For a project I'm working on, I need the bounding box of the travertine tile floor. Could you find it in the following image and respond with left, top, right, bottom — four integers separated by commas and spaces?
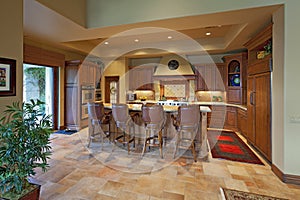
32, 128, 300, 200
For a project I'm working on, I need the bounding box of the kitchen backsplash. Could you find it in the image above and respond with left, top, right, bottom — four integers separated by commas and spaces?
195, 91, 226, 102
134, 90, 155, 100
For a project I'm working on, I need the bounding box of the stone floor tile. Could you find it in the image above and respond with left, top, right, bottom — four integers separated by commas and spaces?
33, 129, 300, 200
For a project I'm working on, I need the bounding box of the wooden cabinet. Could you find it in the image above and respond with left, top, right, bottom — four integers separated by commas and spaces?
195, 63, 225, 91
207, 105, 237, 131
247, 71, 271, 161
224, 106, 237, 131
65, 60, 98, 130
129, 66, 154, 90
237, 108, 247, 138
223, 53, 247, 104
207, 105, 226, 129
244, 24, 272, 162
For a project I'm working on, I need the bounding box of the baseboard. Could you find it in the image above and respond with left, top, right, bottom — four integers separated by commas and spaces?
272, 164, 300, 185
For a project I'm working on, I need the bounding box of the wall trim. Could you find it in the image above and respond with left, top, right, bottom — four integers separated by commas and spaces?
272, 164, 300, 185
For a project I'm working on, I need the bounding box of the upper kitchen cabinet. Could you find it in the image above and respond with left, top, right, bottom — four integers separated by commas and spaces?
65, 60, 97, 86
223, 52, 247, 104
194, 63, 226, 91
128, 65, 154, 90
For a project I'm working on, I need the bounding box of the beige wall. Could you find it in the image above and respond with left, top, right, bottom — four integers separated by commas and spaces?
283, 1, 300, 175
37, 0, 86, 27
102, 58, 127, 103
0, 1, 23, 114
87, 0, 283, 28
272, 6, 284, 174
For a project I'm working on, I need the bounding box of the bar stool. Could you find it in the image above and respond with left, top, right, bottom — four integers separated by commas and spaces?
112, 103, 138, 154
141, 104, 165, 158
172, 105, 200, 162
87, 102, 112, 148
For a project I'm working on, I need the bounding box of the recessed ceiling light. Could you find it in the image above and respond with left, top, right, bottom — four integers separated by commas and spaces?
104, 41, 109, 45
206, 32, 211, 36
134, 39, 139, 42
167, 36, 173, 39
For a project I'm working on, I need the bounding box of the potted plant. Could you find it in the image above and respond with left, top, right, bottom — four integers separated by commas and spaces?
0, 99, 52, 200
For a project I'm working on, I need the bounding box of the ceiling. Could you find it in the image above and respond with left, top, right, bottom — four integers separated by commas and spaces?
24, 1, 282, 57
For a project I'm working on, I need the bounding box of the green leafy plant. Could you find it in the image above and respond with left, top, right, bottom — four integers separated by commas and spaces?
0, 99, 52, 199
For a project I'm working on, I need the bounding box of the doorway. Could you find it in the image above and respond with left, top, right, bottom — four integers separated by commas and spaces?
105, 76, 119, 103
23, 64, 58, 128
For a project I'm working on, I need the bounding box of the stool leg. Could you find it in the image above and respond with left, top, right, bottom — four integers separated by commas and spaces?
158, 130, 163, 158
88, 123, 94, 147
142, 129, 149, 156
191, 140, 197, 162
173, 131, 180, 159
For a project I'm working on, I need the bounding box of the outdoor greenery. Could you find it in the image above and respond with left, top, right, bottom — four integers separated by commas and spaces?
0, 99, 52, 199
24, 67, 46, 108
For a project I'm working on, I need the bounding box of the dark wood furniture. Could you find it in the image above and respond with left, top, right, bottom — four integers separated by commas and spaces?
65, 60, 98, 130
244, 24, 272, 162
223, 53, 247, 104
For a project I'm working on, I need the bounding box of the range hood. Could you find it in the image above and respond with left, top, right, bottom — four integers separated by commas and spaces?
153, 55, 195, 77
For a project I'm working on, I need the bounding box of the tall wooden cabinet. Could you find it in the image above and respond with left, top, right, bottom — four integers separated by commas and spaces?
244, 24, 272, 162
65, 60, 98, 130
223, 53, 247, 104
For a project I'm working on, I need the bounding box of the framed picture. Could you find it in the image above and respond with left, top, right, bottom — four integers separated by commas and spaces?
0, 57, 16, 96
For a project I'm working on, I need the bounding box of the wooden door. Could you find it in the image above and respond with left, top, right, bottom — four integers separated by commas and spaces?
105, 76, 119, 103
247, 76, 255, 144
254, 72, 271, 160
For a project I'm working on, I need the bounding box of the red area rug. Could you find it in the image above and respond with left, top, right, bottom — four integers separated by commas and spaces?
208, 130, 264, 165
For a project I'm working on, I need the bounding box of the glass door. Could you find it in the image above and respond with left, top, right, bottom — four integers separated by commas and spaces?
23, 64, 54, 123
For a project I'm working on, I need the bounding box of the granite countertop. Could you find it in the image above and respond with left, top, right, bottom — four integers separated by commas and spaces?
126, 100, 247, 110
104, 103, 211, 113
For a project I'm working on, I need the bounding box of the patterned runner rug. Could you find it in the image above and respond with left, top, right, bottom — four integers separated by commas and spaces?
208, 130, 264, 165
220, 188, 288, 200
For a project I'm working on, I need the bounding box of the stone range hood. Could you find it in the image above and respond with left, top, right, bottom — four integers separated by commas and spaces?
153, 54, 195, 80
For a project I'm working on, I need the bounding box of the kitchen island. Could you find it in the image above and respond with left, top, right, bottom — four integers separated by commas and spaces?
103, 103, 211, 159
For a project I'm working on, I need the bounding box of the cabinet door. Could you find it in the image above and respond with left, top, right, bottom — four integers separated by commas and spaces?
237, 108, 247, 138
204, 66, 215, 90
254, 72, 271, 160
215, 64, 226, 91
225, 107, 237, 130
247, 76, 255, 144
129, 66, 153, 90
195, 65, 205, 91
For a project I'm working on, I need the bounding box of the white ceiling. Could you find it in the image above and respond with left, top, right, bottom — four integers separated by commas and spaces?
24, 1, 281, 57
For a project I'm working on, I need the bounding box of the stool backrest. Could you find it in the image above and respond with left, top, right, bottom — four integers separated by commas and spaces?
112, 103, 129, 124
88, 102, 105, 120
178, 105, 200, 127
142, 104, 164, 125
